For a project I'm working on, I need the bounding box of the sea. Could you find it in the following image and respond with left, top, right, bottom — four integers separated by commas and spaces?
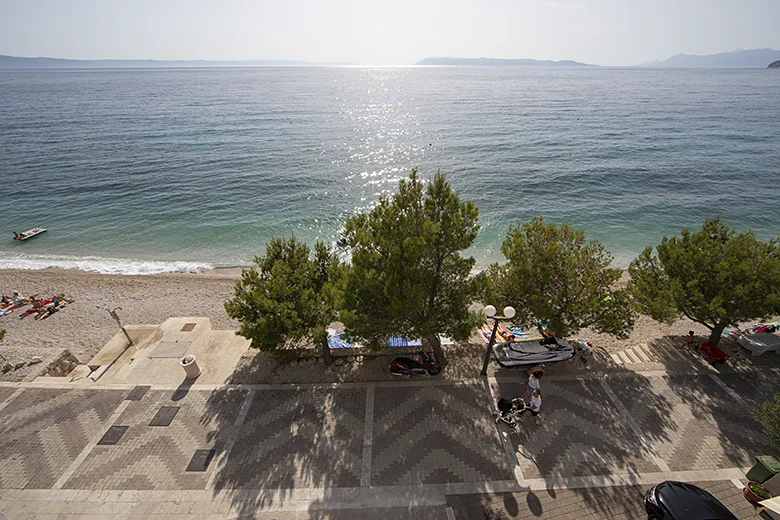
1, 66, 779, 275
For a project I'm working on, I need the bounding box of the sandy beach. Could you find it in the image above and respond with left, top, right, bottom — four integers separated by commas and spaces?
0, 268, 242, 363
0, 267, 769, 383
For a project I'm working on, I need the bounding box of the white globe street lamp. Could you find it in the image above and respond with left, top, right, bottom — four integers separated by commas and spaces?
481, 305, 516, 376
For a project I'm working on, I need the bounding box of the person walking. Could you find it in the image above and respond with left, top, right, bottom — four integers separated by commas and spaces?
525, 388, 543, 425
522, 366, 544, 400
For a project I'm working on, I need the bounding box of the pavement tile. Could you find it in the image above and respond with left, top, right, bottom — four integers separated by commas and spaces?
0, 388, 126, 489
716, 371, 780, 409
371, 382, 511, 486
446, 480, 756, 519
212, 387, 366, 489
64, 387, 247, 490
611, 374, 775, 471
493, 378, 658, 479
0, 386, 17, 404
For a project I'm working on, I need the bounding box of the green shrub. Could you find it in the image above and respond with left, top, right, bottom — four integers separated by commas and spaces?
752, 392, 780, 449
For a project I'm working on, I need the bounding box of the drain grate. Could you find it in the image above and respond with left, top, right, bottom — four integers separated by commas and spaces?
180, 323, 197, 332
98, 426, 129, 445
125, 385, 151, 401
186, 449, 216, 472
149, 406, 180, 426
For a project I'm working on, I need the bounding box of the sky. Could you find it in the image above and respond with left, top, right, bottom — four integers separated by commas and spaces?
1, 0, 779, 66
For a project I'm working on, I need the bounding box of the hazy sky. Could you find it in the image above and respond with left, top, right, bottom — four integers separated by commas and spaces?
2, 0, 779, 66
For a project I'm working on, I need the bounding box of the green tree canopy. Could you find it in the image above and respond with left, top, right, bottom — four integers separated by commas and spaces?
753, 392, 780, 450
341, 169, 481, 365
629, 217, 780, 346
225, 236, 343, 360
487, 216, 635, 339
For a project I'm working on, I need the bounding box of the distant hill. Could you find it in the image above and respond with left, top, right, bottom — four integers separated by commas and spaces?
415, 57, 592, 67
0, 55, 353, 69
769, 60, 780, 69
641, 48, 780, 68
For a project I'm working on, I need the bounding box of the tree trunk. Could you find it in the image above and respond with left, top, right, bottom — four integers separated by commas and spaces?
322, 340, 333, 366
707, 323, 726, 347
427, 334, 448, 368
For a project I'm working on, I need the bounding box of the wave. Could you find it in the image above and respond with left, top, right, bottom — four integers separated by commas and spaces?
0, 253, 213, 275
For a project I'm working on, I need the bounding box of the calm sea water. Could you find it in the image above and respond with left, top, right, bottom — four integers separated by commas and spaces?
1, 67, 779, 274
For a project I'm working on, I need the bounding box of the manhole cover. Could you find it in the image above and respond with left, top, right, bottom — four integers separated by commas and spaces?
186, 449, 216, 472
98, 426, 129, 445
180, 323, 197, 332
125, 385, 151, 401
149, 406, 180, 426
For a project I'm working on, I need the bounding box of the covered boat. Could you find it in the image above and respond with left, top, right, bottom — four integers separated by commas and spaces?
493, 337, 575, 367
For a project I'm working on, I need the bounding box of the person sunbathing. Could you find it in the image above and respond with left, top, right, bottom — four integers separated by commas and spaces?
11, 291, 30, 306
30, 296, 52, 309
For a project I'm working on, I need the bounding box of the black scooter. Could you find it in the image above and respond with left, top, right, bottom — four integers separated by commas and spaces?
389, 351, 441, 376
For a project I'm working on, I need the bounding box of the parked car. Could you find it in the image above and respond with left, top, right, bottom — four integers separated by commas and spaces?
644, 481, 738, 520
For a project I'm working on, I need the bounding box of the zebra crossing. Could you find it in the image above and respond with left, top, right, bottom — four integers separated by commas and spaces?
610, 338, 691, 365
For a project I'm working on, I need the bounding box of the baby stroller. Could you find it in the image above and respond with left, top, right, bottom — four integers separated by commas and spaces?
494, 397, 527, 430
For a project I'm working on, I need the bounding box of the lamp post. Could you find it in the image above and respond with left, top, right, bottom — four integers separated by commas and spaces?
480, 304, 516, 376
97, 306, 133, 346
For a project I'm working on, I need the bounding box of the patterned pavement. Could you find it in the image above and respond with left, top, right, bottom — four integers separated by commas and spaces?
717, 369, 780, 409
0, 386, 16, 404
212, 387, 366, 489
492, 378, 659, 480
64, 388, 247, 490
446, 479, 758, 520
612, 374, 775, 471
0, 388, 125, 489
371, 383, 512, 486
0, 368, 776, 519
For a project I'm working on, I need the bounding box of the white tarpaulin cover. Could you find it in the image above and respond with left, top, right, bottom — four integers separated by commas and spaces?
737, 333, 780, 356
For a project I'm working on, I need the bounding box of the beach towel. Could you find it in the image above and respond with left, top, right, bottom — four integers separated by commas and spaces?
388, 336, 422, 347
508, 325, 529, 338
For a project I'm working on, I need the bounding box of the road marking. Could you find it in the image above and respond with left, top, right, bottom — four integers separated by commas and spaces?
207, 388, 256, 489
361, 387, 374, 487
53, 400, 131, 489
599, 379, 671, 472
445, 506, 456, 520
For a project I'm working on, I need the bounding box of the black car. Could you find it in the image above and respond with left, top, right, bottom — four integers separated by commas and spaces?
644, 481, 738, 520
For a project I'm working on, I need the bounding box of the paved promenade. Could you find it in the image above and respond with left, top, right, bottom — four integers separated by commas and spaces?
0, 366, 778, 519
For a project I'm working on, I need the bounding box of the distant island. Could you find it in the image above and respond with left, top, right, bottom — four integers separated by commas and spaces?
641, 48, 780, 68
769, 60, 780, 69
0, 55, 353, 69
414, 57, 592, 67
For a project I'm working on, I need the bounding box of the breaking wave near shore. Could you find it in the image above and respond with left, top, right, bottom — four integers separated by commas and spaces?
0, 254, 213, 275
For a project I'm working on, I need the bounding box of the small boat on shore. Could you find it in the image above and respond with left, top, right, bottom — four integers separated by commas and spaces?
13, 228, 47, 241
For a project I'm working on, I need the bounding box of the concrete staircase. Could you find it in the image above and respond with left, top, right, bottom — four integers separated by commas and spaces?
610, 339, 691, 366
